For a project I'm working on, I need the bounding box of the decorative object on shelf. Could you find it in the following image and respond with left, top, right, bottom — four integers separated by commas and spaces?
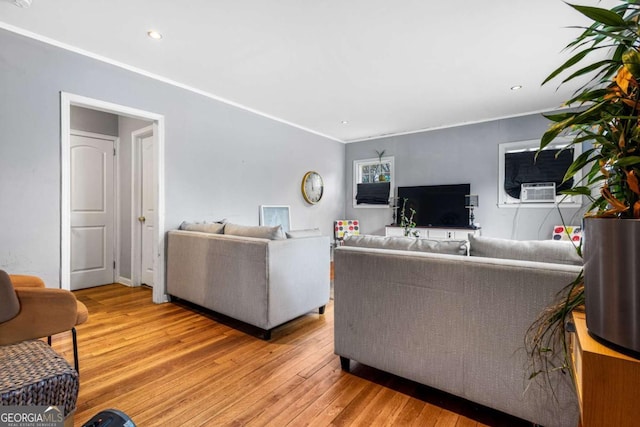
301, 171, 324, 204
259, 205, 291, 232
399, 198, 419, 238
375, 150, 387, 182
334, 220, 359, 245
464, 195, 479, 228
390, 197, 399, 224
527, 1, 640, 390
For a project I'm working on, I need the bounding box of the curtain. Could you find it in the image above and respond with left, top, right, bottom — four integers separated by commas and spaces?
356, 182, 390, 204
504, 148, 574, 199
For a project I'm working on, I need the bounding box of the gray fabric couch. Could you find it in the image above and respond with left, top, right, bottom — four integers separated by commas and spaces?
167, 230, 330, 338
334, 244, 581, 427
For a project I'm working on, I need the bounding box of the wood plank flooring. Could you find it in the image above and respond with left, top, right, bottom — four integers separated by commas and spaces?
48, 284, 531, 426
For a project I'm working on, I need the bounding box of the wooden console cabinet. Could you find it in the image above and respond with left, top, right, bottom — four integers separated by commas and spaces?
570, 311, 640, 427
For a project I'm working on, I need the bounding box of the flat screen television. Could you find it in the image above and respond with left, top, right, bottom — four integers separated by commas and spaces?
396, 184, 471, 228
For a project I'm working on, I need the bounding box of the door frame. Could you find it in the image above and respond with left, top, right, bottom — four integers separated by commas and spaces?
69, 129, 119, 288
131, 125, 155, 288
61, 92, 168, 303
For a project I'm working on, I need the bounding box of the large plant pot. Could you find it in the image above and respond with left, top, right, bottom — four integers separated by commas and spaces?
584, 217, 640, 355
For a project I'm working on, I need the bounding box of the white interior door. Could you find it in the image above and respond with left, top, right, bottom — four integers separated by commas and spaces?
70, 132, 115, 290
140, 134, 155, 286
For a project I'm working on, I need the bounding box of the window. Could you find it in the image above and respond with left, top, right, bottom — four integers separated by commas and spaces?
353, 156, 394, 208
498, 139, 582, 208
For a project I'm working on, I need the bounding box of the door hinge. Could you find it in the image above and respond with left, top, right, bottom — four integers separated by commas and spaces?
113, 147, 116, 156
113, 261, 116, 269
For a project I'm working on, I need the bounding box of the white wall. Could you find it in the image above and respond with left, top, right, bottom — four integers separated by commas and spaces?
345, 114, 588, 240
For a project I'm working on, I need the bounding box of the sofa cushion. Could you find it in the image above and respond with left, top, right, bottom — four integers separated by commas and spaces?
224, 223, 286, 240
343, 235, 467, 255
286, 228, 322, 238
468, 234, 582, 265
179, 221, 225, 234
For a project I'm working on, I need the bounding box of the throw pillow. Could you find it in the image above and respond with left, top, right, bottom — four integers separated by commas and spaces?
412, 238, 468, 256
0, 270, 20, 323
179, 221, 225, 234
286, 228, 322, 238
468, 234, 582, 265
343, 235, 467, 255
224, 223, 286, 240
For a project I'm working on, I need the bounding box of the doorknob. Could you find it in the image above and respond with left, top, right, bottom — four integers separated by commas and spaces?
138, 216, 146, 222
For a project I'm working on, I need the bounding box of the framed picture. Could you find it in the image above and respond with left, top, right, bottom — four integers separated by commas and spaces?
259, 205, 291, 232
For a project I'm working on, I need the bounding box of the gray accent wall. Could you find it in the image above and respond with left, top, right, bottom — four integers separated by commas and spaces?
0, 29, 345, 288
346, 114, 588, 240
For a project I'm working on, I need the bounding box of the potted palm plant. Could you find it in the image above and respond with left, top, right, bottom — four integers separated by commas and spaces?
528, 0, 640, 383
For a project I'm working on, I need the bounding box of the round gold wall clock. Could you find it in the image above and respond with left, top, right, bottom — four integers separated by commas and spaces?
301, 171, 324, 204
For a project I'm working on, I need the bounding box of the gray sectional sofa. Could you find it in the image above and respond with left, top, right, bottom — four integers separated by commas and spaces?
334, 234, 582, 427
167, 223, 330, 339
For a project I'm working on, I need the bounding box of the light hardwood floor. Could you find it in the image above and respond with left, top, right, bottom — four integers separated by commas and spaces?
49, 284, 530, 426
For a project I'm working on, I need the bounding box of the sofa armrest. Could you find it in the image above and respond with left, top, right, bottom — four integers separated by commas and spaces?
0, 288, 79, 345
10, 274, 46, 288
266, 235, 330, 328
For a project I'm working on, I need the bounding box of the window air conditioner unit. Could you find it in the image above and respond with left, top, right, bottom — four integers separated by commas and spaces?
521, 182, 556, 203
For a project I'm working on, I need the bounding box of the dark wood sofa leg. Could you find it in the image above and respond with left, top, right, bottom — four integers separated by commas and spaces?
72, 327, 79, 375
319, 305, 326, 315
339, 356, 350, 372
262, 329, 272, 340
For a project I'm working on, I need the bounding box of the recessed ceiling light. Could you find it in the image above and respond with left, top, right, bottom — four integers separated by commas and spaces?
341, 120, 349, 125
147, 30, 163, 40
510, 85, 523, 91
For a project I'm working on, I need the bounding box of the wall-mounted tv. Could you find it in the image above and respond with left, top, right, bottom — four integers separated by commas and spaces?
397, 184, 471, 228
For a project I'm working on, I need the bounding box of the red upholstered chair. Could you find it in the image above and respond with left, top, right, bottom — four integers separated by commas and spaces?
0, 270, 88, 372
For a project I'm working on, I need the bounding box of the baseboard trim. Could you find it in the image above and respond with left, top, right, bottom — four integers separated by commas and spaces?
117, 277, 132, 287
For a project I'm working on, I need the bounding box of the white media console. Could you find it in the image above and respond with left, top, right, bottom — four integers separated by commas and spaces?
385, 225, 481, 241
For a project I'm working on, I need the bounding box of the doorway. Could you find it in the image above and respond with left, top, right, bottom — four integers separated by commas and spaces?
61, 92, 167, 303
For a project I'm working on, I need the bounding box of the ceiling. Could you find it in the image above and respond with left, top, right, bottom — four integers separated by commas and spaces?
0, 0, 617, 142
